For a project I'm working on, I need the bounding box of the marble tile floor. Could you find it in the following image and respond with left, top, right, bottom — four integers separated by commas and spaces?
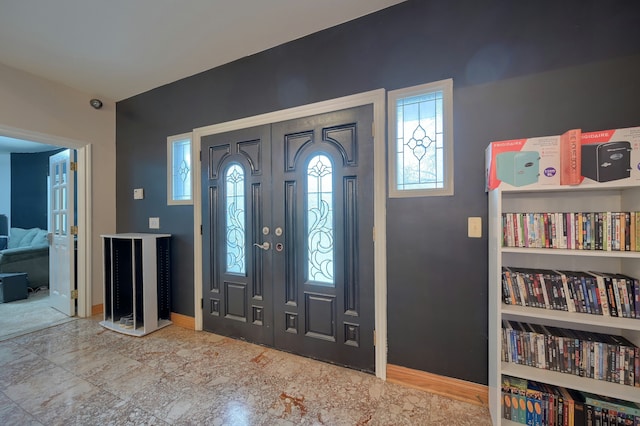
0, 317, 492, 425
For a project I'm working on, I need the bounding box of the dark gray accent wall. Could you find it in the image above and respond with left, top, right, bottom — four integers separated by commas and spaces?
116, 0, 640, 385
11, 149, 64, 229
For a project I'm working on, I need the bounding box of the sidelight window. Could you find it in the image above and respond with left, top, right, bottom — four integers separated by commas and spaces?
167, 133, 193, 205
388, 79, 453, 197
306, 154, 334, 285
225, 163, 246, 274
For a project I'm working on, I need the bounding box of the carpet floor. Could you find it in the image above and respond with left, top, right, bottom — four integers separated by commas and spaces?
0, 289, 75, 341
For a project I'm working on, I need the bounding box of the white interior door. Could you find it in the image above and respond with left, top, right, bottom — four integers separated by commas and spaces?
49, 149, 75, 316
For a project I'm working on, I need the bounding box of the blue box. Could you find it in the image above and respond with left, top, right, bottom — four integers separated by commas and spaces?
0, 272, 28, 303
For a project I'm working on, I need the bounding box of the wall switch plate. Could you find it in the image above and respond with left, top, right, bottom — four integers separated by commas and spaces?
149, 217, 160, 229
134, 188, 144, 200
468, 217, 482, 238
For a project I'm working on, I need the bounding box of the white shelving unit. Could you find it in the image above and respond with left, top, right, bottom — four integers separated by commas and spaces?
100, 233, 172, 337
488, 185, 640, 425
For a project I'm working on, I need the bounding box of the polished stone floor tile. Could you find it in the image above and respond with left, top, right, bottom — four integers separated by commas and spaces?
0, 391, 43, 425
0, 317, 492, 425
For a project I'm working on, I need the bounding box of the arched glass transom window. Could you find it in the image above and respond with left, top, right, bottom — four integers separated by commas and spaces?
225, 163, 246, 274
307, 154, 334, 285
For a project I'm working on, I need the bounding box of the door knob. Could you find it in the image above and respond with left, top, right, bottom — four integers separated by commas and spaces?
254, 242, 271, 251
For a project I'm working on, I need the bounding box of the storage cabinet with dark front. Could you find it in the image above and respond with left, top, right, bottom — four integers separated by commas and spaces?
100, 233, 171, 336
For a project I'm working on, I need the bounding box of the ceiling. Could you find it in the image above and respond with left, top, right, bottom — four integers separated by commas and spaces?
0, 0, 405, 102
0, 0, 404, 154
0, 136, 60, 154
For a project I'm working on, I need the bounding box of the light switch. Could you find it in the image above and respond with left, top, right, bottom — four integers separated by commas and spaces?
149, 217, 160, 229
134, 188, 144, 200
468, 217, 482, 238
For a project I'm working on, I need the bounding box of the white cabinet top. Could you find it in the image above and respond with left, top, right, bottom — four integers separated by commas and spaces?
101, 233, 171, 239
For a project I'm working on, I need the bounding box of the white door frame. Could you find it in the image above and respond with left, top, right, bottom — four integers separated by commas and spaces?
0, 124, 92, 318
192, 89, 388, 379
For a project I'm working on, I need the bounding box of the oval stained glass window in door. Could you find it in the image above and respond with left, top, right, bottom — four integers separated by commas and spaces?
306, 154, 334, 285
225, 163, 246, 274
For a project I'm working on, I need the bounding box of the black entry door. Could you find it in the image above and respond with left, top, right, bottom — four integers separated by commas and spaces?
202, 105, 375, 372
201, 125, 274, 346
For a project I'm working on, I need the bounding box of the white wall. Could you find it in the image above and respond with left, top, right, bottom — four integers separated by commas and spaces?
0, 153, 10, 228
0, 62, 116, 307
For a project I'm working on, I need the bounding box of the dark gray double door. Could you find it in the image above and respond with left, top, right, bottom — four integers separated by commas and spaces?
201, 105, 375, 372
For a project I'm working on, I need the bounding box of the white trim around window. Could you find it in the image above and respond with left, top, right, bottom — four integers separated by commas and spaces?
388, 78, 453, 198
167, 132, 193, 205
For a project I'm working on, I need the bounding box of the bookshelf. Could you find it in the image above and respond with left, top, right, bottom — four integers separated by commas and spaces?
488, 185, 640, 425
100, 233, 172, 337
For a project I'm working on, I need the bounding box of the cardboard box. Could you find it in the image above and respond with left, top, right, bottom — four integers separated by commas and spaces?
560, 128, 583, 186
486, 135, 561, 190
486, 126, 640, 191
580, 126, 640, 186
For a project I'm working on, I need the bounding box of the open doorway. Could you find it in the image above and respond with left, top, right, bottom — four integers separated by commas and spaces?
0, 287, 75, 341
0, 131, 91, 340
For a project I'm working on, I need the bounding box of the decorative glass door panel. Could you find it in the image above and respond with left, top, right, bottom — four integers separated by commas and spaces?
306, 154, 335, 286
225, 163, 246, 275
